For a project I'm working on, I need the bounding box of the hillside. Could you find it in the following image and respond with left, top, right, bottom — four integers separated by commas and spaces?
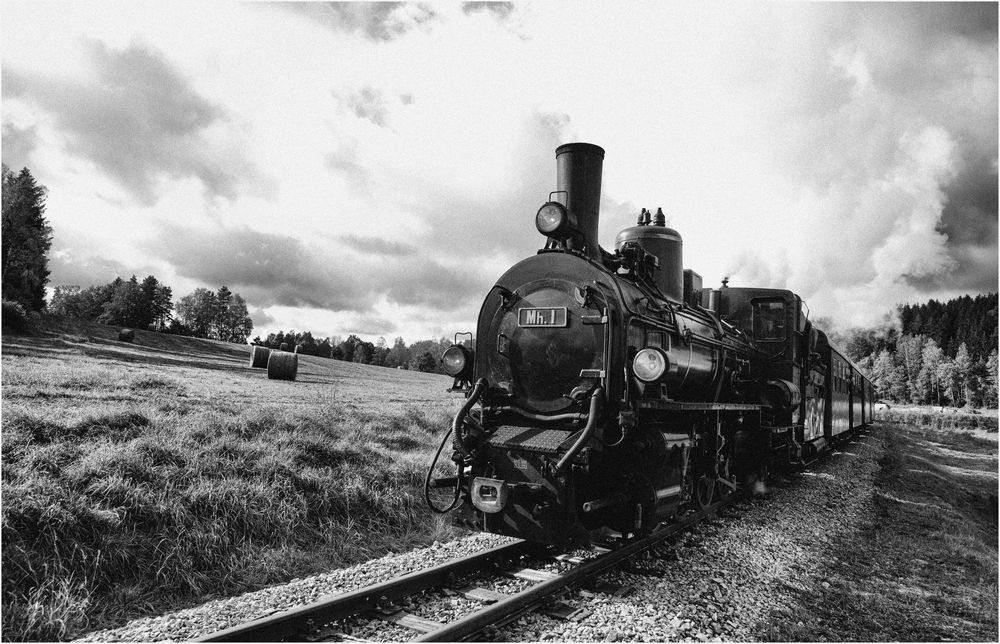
1, 317, 464, 641
899, 293, 998, 359
3, 316, 460, 417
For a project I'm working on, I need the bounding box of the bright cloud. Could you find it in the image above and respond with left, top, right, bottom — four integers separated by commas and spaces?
2, 1, 995, 341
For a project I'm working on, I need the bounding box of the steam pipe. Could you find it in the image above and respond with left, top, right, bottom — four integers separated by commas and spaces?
554, 388, 604, 472
452, 378, 487, 461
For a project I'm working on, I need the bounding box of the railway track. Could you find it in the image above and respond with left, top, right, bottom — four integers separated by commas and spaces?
199, 494, 741, 643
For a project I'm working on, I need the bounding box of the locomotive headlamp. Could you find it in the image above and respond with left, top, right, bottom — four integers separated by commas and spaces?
633, 348, 669, 382
536, 202, 577, 240
441, 344, 473, 379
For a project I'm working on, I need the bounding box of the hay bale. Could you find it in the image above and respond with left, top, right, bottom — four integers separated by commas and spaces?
249, 345, 271, 368
279, 342, 290, 351
268, 351, 298, 381
118, 328, 135, 342
294, 344, 305, 354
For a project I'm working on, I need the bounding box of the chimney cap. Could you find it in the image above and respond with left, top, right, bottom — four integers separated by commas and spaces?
555, 142, 606, 158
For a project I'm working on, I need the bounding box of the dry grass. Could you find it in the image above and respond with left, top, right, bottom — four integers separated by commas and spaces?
880, 405, 999, 433
1, 317, 465, 641
769, 416, 998, 641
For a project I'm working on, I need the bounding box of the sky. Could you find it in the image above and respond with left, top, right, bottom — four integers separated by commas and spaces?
2, 1, 997, 343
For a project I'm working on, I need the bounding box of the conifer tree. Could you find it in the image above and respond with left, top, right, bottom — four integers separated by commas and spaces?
1, 165, 52, 310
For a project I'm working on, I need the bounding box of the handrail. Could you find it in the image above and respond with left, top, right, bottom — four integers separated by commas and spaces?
554, 388, 603, 472
483, 405, 588, 424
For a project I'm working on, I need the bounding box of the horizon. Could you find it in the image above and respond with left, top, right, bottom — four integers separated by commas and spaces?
3, 2, 997, 343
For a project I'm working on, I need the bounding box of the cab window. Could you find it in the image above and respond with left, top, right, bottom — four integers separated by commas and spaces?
753, 300, 786, 341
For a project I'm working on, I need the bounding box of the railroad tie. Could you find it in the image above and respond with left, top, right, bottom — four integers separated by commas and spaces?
449, 585, 510, 603
588, 580, 636, 597
541, 600, 592, 622
374, 610, 447, 634
506, 567, 561, 582
550, 553, 589, 565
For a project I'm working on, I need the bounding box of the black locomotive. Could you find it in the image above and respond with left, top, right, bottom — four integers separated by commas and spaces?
426, 143, 874, 546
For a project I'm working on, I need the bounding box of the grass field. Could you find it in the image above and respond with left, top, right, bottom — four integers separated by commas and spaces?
1, 317, 465, 641
771, 414, 998, 641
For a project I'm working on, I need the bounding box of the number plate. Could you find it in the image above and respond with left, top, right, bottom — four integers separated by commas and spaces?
518, 307, 567, 328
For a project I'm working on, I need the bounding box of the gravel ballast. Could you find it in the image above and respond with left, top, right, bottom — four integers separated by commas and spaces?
77, 430, 883, 642
75, 533, 516, 642
495, 430, 883, 642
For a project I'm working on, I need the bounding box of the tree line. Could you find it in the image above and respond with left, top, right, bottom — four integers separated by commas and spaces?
836, 293, 998, 408
2, 163, 254, 343
50, 280, 254, 343
252, 332, 457, 374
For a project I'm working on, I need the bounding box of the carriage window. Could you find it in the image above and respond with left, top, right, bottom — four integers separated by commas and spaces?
753, 300, 786, 341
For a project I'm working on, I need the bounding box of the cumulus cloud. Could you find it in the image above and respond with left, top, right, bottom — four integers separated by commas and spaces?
2, 2, 992, 341
48, 247, 134, 288
155, 224, 371, 311
154, 223, 485, 316
347, 314, 398, 336
347, 86, 391, 127
248, 307, 276, 328
2, 40, 260, 204
280, 2, 438, 41
401, 111, 575, 259
726, 2, 997, 326
325, 142, 375, 195
1, 122, 38, 169
462, 2, 515, 20
338, 235, 418, 256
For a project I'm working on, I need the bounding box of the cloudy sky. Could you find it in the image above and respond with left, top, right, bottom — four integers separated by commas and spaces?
2, 2, 996, 342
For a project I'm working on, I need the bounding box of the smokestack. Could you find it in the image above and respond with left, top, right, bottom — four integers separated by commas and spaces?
555, 142, 604, 260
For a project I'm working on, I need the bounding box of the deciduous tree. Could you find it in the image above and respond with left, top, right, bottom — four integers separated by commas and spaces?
917, 339, 944, 405
952, 343, 973, 407
176, 288, 218, 338
415, 351, 436, 373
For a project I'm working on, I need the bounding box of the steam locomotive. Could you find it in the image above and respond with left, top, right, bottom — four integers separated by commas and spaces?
426, 143, 874, 546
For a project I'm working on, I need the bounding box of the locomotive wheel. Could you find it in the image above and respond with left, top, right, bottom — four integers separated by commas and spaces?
695, 474, 714, 509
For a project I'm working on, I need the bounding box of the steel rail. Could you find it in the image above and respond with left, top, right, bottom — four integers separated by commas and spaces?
197, 539, 538, 642
200, 493, 742, 642
416, 494, 742, 642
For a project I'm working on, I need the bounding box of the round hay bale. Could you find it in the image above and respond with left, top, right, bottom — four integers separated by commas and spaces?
294, 344, 304, 354
279, 342, 290, 351
118, 328, 135, 342
268, 351, 298, 381
249, 345, 271, 368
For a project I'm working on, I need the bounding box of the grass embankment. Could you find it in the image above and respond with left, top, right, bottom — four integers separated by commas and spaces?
772, 417, 998, 641
1, 319, 464, 641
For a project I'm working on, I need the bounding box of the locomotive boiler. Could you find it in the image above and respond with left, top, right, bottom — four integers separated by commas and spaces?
426, 143, 874, 546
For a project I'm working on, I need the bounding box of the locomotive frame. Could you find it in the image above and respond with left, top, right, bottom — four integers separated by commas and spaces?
426, 142, 874, 547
